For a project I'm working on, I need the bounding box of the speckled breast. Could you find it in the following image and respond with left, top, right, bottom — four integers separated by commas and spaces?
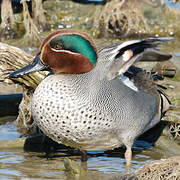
31, 74, 122, 150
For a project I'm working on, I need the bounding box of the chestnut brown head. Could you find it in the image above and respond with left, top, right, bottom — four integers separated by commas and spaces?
9, 29, 98, 78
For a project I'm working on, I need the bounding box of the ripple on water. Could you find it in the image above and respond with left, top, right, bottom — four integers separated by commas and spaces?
88, 156, 127, 174
0, 120, 19, 141
0, 116, 176, 179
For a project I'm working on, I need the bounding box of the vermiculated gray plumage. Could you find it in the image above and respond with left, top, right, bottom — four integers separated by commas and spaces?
32, 38, 172, 151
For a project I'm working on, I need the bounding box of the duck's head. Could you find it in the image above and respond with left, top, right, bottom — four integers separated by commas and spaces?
10, 29, 98, 78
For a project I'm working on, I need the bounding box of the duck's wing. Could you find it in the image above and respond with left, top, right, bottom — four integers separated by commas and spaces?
99, 37, 175, 80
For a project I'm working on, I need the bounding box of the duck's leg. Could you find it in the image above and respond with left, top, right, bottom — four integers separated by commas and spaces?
41, 135, 55, 159
125, 146, 132, 174
80, 150, 87, 162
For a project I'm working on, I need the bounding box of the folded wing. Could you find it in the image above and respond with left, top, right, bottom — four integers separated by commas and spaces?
100, 37, 174, 80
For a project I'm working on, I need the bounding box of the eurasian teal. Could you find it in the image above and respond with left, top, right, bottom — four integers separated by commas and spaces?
10, 29, 174, 172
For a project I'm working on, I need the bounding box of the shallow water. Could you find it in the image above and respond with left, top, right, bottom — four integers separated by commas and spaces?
0, 116, 178, 179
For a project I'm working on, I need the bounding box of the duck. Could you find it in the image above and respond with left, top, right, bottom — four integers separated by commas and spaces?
10, 29, 174, 173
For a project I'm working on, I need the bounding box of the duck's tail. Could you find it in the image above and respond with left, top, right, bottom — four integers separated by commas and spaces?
157, 85, 180, 118
158, 89, 171, 117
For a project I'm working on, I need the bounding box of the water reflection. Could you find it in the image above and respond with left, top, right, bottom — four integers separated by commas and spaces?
0, 121, 19, 141
165, 0, 180, 10
88, 156, 126, 173
0, 117, 179, 179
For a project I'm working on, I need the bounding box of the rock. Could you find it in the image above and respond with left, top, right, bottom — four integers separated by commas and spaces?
155, 136, 180, 155
64, 157, 89, 180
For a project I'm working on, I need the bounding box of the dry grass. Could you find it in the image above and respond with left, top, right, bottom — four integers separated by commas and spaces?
31, 0, 49, 31
93, 0, 180, 38
136, 156, 180, 180
93, 0, 151, 37
21, 0, 41, 44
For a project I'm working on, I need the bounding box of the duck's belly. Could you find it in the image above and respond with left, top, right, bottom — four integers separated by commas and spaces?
31, 74, 159, 150
31, 76, 123, 150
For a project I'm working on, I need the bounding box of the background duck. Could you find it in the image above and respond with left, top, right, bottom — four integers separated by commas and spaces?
10, 29, 174, 173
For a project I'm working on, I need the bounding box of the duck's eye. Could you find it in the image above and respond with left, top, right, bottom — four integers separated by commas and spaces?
52, 43, 62, 50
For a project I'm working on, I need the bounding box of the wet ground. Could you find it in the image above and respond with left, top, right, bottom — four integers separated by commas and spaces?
0, 117, 175, 179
